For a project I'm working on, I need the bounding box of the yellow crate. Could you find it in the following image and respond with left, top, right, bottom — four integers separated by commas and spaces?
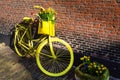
38, 20, 55, 36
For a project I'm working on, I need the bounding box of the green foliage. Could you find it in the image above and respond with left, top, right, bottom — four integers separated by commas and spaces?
75, 56, 109, 80
80, 56, 108, 76
38, 7, 56, 22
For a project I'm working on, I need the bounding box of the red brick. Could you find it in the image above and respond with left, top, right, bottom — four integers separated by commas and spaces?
0, 0, 120, 56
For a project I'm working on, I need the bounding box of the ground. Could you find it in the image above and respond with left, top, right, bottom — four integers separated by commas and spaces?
0, 43, 75, 80
0, 42, 119, 80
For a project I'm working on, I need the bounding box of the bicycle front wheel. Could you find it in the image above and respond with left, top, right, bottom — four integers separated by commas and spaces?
36, 37, 74, 77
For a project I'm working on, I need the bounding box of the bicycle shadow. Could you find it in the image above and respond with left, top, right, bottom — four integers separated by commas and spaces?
18, 57, 48, 80
18, 57, 75, 80
9, 27, 75, 80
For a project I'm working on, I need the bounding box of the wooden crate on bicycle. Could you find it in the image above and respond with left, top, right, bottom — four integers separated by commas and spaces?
38, 20, 55, 36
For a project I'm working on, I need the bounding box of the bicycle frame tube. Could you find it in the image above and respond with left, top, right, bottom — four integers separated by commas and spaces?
15, 24, 33, 50
48, 36, 56, 59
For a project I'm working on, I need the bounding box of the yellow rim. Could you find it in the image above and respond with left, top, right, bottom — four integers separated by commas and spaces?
36, 37, 74, 77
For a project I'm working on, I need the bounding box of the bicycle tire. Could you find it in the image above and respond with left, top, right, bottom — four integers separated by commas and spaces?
36, 37, 74, 77
14, 27, 28, 57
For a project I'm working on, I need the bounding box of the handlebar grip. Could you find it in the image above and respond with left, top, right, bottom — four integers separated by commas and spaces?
34, 6, 41, 8
34, 6, 45, 11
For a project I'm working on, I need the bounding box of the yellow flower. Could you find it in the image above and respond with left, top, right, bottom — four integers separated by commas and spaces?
93, 62, 96, 65
80, 57, 84, 60
93, 65, 97, 68
88, 65, 92, 68
87, 58, 90, 61
98, 67, 101, 70
90, 63, 92, 65
46, 7, 56, 14
102, 67, 105, 70
101, 64, 104, 67
84, 56, 87, 59
102, 67, 107, 70
87, 56, 90, 59
100, 70, 102, 73
96, 71, 99, 73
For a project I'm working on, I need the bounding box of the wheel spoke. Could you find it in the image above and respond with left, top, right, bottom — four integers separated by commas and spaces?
41, 59, 53, 68
57, 58, 70, 63
40, 52, 53, 58
55, 60, 65, 72
36, 37, 74, 77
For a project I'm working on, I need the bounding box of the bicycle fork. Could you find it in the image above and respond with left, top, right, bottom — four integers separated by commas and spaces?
48, 36, 57, 59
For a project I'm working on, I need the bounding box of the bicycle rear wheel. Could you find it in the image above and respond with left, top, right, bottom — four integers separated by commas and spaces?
14, 27, 28, 57
36, 37, 74, 77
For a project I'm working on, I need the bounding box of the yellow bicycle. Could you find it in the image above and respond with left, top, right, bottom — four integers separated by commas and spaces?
14, 6, 74, 77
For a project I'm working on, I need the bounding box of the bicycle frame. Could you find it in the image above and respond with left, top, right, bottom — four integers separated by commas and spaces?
15, 23, 56, 58
13, 5, 74, 77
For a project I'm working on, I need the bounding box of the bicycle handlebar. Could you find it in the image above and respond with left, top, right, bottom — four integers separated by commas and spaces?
33, 5, 56, 20
34, 6, 45, 11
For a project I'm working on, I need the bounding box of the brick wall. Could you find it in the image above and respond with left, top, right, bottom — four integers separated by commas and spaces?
0, 0, 120, 63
